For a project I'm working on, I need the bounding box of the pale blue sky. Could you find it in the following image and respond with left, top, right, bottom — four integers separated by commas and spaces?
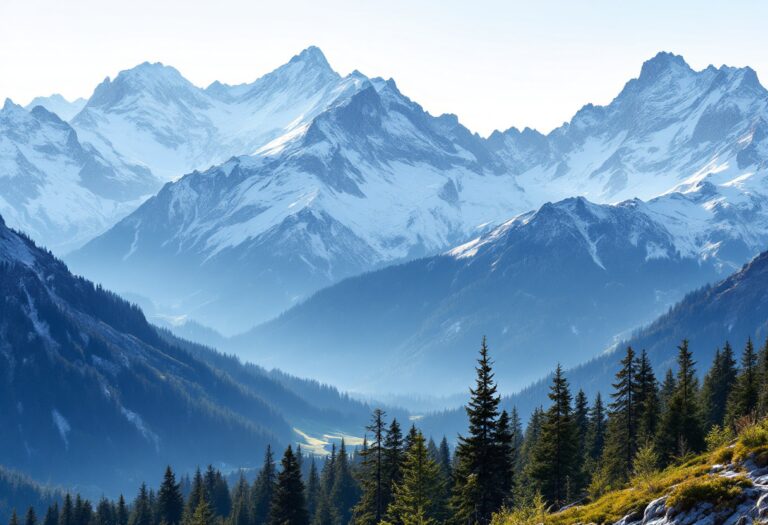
1, 0, 766, 135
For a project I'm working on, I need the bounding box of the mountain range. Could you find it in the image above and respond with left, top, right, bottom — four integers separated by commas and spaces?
0, 213, 379, 495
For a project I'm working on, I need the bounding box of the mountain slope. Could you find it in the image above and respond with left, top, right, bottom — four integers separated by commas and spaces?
0, 214, 376, 494
0, 100, 160, 253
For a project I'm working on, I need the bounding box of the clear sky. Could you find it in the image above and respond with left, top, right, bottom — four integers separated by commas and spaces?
1, 0, 766, 135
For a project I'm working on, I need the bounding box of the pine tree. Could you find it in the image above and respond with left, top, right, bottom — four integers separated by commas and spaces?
130, 484, 152, 525
352, 409, 388, 525
635, 350, 659, 443
59, 495, 73, 525
726, 338, 760, 423
95, 499, 114, 525
73, 495, 92, 525
204, 467, 231, 518
306, 459, 320, 520
43, 504, 58, 525
602, 347, 640, 483
659, 369, 676, 412
382, 419, 404, 512
509, 408, 523, 475
494, 410, 515, 505
385, 431, 447, 525
116, 497, 128, 525
586, 393, 606, 463
329, 439, 360, 525
313, 445, 336, 525
10, 510, 19, 525
269, 446, 308, 525
158, 467, 184, 525
228, 474, 251, 525
757, 338, 768, 416
517, 407, 544, 476
701, 344, 738, 428
451, 337, 505, 524
186, 469, 206, 523
189, 501, 213, 525
253, 447, 277, 525
573, 390, 589, 461
528, 365, 579, 507
657, 340, 704, 461
24, 509, 37, 525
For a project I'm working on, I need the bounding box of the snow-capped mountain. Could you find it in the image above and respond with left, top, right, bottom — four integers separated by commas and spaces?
71, 46, 369, 180
67, 50, 768, 335
490, 51, 768, 204
26, 94, 87, 121
231, 191, 764, 396
0, 99, 160, 253
68, 69, 529, 333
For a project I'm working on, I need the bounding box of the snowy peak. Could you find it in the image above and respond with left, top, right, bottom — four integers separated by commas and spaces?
635, 51, 692, 85
26, 94, 87, 121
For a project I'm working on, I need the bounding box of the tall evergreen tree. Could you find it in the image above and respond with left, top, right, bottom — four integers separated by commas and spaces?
157, 467, 184, 525
509, 408, 523, 475
494, 410, 515, 505
185, 470, 206, 523
528, 365, 579, 507
659, 369, 676, 412
352, 409, 388, 525
329, 440, 360, 525
228, 474, 251, 525
188, 501, 213, 525
95, 499, 114, 525
116, 498, 128, 525
10, 511, 19, 525
602, 347, 640, 483
701, 343, 738, 428
25, 508, 37, 525
726, 338, 760, 423
313, 445, 336, 525
382, 418, 404, 511
385, 431, 447, 525
253, 447, 277, 525
657, 340, 704, 460
43, 504, 58, 525
517, 407, 544, 476
59, 495, 73, 525
451, 337, 505, 524
130, 485, 152, 525
586, 393, 606, 463
306, 459, 320, 520
269, 446, 308, 525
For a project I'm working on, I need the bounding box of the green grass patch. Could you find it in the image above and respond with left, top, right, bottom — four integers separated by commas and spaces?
667, 474, 751, 511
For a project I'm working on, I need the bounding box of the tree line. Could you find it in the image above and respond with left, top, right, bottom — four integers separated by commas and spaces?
7, 336, 768, 525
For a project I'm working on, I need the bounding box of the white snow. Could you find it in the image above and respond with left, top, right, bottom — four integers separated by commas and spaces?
51, 409, 71, 449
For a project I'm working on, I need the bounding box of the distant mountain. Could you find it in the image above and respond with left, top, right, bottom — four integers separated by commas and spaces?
232, 193, 762, 396
0, 100, 160, 253
421, 243, 768, 440
26, 94, 87, 121
68, 50, 768, 335
0, 214, 377, 495
0, 465, 63, 525
68, 63, 528, 333
71, 47, 367, 181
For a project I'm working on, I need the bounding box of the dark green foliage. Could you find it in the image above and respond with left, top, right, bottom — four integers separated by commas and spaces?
382, 419, 404, 513
129, 485, 151, 525
25, 508, 37, 525
657, 340, 704, 460
252, 447, 277, 525
305, 461, 320, 520
158, 467, 184, 525
269, 447, 308, 525
586, 393, 606, 463
726, 339, 760, 424
701, 344, 738, 429
528, 365, 579, 507
635, 350, 659, 443
602, 347, 639, 484
328, 440, 359, 525
227, 475, 250, 525
352, 410, 387, 525
203, 466, 231, 518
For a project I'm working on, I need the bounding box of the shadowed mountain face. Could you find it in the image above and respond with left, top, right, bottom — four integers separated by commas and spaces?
0, 214, 380, 495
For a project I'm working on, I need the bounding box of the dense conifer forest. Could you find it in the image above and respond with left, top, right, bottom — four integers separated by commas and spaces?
6, 336, 768, 525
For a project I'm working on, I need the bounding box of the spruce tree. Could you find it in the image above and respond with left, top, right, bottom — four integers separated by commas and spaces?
306, 459, 320, 520
228, 474, 251, 525
383, 419, 404, 512
635, 350, 660, 443
269, 446, 308, 525
451, 337, 504, 524
253, 447, 277, 525
586, 393, 606, 463
602, 347, 639, 483
313, 445, 336, 525
329, 440, 359, 525
95, 499, 113, 525
701, 343, 737, 428
657, 340, 704, 461
43, 504, 58, 525
573, 390, 589, 461
659, 369, 676, 412
494, 410, 515, 505
726, 338, 760, 423
352, 409, 388, 525
130, 484, 152, 525
528, 365, 579, 507
185, 469, 206, 523
59, 495, 73, 525
10, 511, 19, 525
385, 431, 447, 525
189, 501, 213, 525
509, 408, 524, 475
158, 467, 184, 525
517, 407, 544, 475
25, 508, 37, 525
116, 498, 128, 525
